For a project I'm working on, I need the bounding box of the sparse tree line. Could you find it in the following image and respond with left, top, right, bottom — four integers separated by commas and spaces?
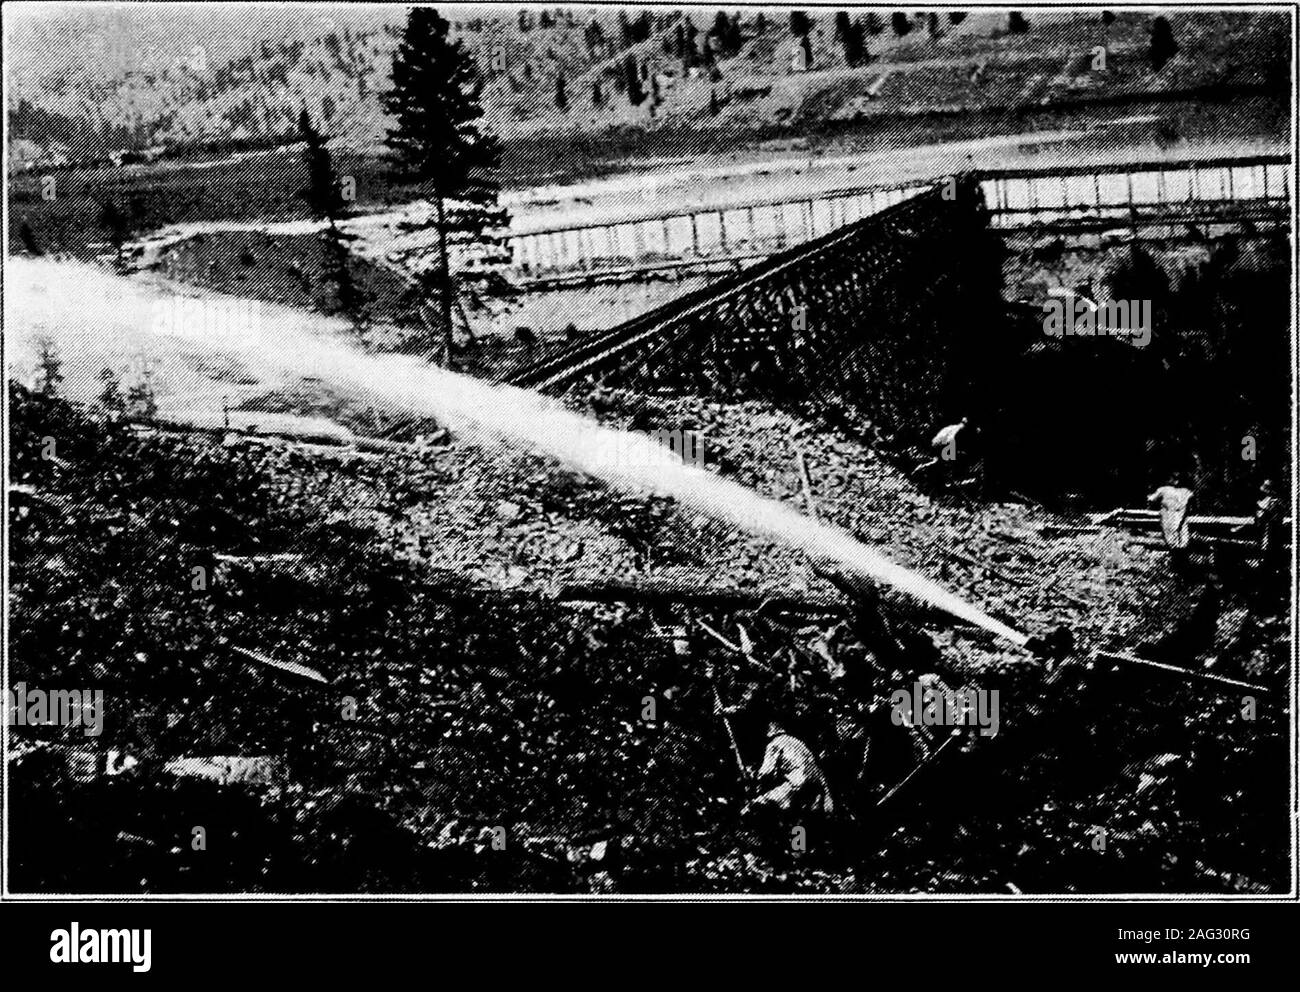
529, 7, 1179, 115
30, 338, 158, 421
3, 4, 1198, 171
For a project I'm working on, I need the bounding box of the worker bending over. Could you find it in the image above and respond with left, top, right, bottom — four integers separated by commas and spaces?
749, 717, 835, 818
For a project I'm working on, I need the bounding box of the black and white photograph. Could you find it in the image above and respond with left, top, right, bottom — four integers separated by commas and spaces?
2, 0, 1296, 928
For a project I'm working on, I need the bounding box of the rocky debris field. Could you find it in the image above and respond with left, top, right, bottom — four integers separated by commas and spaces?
7, 379, 1290, 893
347, 385, 1192, 675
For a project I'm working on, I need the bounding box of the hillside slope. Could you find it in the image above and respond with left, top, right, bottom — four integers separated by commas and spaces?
8, 8, 1289, 167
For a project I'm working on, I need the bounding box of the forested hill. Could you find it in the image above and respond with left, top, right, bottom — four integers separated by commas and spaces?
8, 6, 1289, 168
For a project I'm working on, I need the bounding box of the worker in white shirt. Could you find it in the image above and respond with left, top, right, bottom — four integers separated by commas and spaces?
1148, 476, 1193, 553
931, 417, 968, 459
919, 416, 970, 486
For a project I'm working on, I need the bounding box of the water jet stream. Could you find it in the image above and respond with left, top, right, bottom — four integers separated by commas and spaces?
6, 257, 1027, 646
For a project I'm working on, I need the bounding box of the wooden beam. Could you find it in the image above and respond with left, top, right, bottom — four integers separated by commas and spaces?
697, 620, 743, 654
876, 733, 959, 808
214, 553, 308, 565
794, 447, 821, 523
557, 580, 844, 613
227, 643, 329, 684
1036, 524, 1101, 538
1095, 651, 1269, 694
697, 621, 777, 674
1099, 509, 1255, 532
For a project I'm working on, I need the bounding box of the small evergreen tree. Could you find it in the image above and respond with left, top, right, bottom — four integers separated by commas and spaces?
35, 339, 63, 397
98, 199, 132, 270
126, 369, 157, 420
683, 18, 700, 65
714, 10, 731, 46
710, 10, 742, 57
1105, 244, 1171, 339
1150, 16, 1179, 71
18, 220, 42, 256
625, 56, 646, 104
98, 366, 125, 415
835, 13, 867, 66
298, 108, 342, 220
728, 12, 744, 53
320, 224, 373, 347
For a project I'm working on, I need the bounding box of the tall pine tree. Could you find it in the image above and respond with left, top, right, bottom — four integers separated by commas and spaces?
383, 8, 501, 367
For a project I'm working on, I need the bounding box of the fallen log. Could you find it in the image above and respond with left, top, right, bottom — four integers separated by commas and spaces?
697, 620, 742, 653
130, 414, 350, 449
557, 579, 844, 614
127, 416, 419, 458
164, 754, 286, 787
697, 621, 777, 673
8, 484, 60, 508
1036, 524, 1101, 538
226, 642, 329, 684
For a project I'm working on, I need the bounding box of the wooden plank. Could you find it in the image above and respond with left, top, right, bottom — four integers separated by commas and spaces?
876, 733, 959, 808
1036, 524, 1101, 538
1098, 509, 1254, 530
227, 643, 329, 684
697, 621, 778, 674
213, 553, 308, 564
1095, 650, 1269, 694
557, 580, 844, 613
794, 447, 821, 523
